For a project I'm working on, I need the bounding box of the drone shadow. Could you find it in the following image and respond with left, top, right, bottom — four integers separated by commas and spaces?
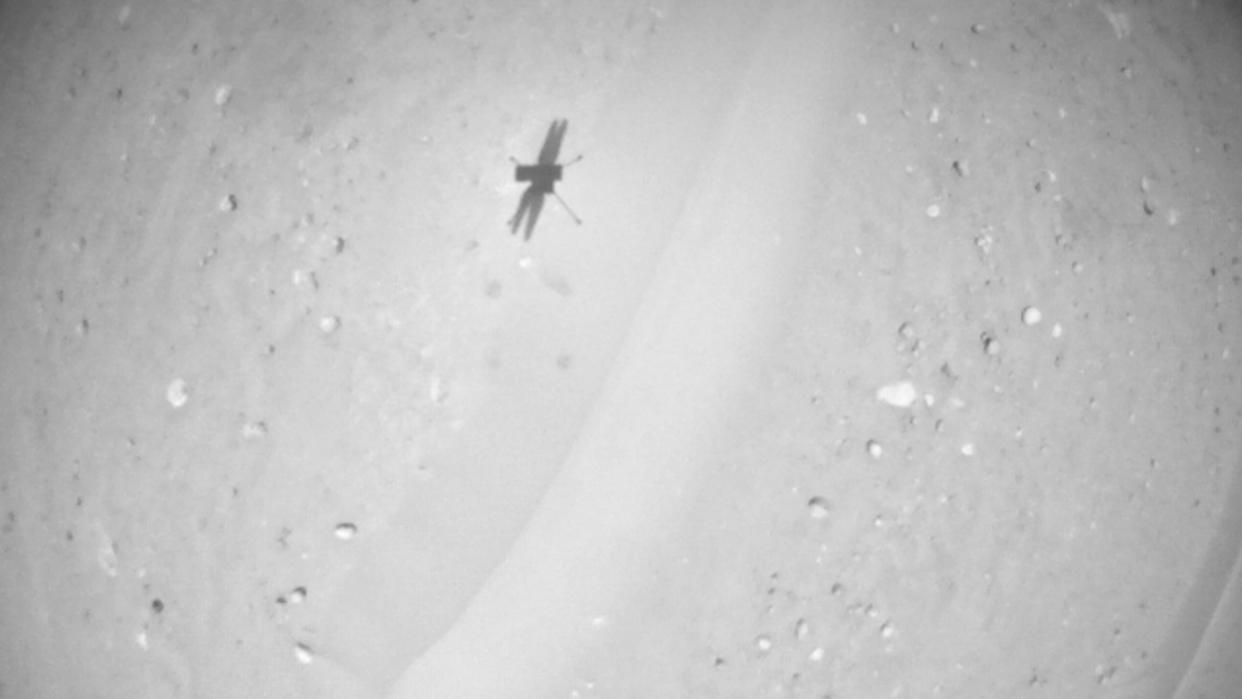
508, 120, 571, 241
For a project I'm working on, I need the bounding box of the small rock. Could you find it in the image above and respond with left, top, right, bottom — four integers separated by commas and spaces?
334, 522, 357, 540
982, 334, 1001, 356
294, 643, 313, 664
1022, 306, 1043, 325
807, 497, 831, 519
291, 269, 317, 289
877, 381, 918, 407
166, 378, 189, 408
866, 439, 883, 459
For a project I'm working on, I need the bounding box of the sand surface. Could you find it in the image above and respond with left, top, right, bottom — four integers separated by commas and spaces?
1, 1, 1241, 697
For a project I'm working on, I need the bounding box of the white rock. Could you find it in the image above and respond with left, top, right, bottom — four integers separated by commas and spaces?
294, 643, 313, 664
876, 381, 918, 408
866, 440, 883, 458
166, 378, 189, 408
807, 497, 831, 519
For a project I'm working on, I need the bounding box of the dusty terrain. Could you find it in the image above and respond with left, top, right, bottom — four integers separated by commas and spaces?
1, 0, 1241, 697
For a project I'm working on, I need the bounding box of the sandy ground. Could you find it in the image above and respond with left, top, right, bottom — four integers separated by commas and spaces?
1, 0, 1241, 697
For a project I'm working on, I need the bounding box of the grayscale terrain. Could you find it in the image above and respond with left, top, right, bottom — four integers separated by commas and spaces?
1, 1, 1240, 697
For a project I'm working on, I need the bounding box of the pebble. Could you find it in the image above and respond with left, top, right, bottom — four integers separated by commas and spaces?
166, 378, 189, 408
982, 334, 1001, 356
291, 269, 317, 289
318, 315, 340, 334
1022, 306, 1043, 326
877, 381, 918, 407
866, 439, 883, 459
334, 522, 357, 540
807, 497, 831, 519
214, 84, 233, 107
926, 203, 942, 218
294, 643, 313, 664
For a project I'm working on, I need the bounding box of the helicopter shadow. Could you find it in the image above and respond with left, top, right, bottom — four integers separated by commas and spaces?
508, 119, 581, 241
